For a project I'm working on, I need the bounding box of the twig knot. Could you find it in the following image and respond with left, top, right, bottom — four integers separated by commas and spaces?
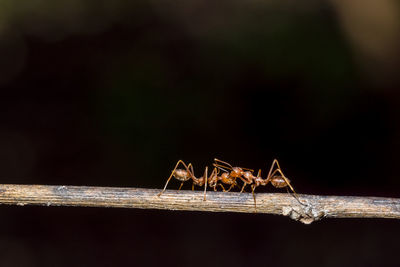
282, 202, 325, 224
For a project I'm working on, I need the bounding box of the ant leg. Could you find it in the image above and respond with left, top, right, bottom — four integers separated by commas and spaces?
251, 184, 257, 212
227, 183, 236, 192
248, 169, 262, 212
187, 163, 195, 176
203, 166, 209, 201
266, 159, 279, 182
188, 162, 196, 186
285, 187, 304, 206
187, 163, 199, 193
158, 160, 190, 197
240, 182, 247, 193
238, 174, 252, 193
179, 182, 185, 190
214, 158, 233, 168
218, 184, 227, 192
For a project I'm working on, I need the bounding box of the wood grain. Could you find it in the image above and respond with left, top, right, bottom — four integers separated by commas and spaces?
0, 184, 399, 224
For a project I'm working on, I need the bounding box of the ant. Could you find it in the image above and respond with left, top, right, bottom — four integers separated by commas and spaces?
213, 158, 300, 211
157, 160, 213, 200
251, 159, 303, 210
251, 159, 297, 194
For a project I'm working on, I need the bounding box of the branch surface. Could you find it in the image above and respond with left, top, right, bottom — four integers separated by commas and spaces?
0, 184, 399, 224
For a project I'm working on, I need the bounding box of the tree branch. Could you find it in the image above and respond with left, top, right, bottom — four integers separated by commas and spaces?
0, 184, 399, 224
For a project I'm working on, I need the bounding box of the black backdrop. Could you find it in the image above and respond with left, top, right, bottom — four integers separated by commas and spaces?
0, 1, 400, 266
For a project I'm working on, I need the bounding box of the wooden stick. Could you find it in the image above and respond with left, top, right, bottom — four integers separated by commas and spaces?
0, 184, 399, 224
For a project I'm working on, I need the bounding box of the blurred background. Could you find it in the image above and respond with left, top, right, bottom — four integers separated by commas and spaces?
0, 0, 400, 266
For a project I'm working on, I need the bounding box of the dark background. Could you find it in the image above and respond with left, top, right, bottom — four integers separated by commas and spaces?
0, 1, 400, 266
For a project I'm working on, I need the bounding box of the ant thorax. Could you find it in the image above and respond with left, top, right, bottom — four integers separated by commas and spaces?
173, 169, 192, 181
243, 171, 254, 182
232, 167, 243, 177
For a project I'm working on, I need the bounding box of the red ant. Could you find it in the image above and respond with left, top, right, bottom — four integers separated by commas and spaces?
157, 160, 214, 200
251, 159, 297, 194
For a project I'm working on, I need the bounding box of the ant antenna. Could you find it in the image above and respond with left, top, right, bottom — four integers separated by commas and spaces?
214, 158, 233, 168
214, 158, 254, 172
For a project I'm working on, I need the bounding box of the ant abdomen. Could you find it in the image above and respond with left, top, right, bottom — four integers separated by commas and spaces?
271, 176, 290, 188
173, 169, 192, 182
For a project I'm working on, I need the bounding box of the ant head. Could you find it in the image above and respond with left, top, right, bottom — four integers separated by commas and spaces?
221, 172, 229, 179
208, 178, 217, 186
